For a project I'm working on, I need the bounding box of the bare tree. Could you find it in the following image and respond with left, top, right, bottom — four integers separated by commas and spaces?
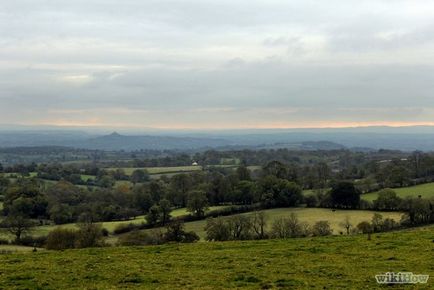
227, 215, 252, 240
339, 216, 353, 235
252, 211, 267, 239
286, 213, 302, 237
270, 213, 304, 238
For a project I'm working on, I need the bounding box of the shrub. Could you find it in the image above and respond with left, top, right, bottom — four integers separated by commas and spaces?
118, 229, 168, 246
145, 229, 166, 245
117, 231, 151, 246
356, 221, 372, 234
45, 228, 78, 250
205, 217, 231, 241
373, 189, 402, 210
304, 195, 318, 207
75, 222, 104, 248
182, 231, 200, 243
382, 218, 399, 231
227, 215, 253, 240
113, 223, 142, 235
101, 228, 109, 237
0, 238, 9, 245
19, 235, 47, 247
165, 221, 200, 243
312, 221, 332, 236
270, 213, 310, 238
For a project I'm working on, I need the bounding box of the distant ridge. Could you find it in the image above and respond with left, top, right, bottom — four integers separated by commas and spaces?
82, 133, 230, 151
2, 126, 434, 151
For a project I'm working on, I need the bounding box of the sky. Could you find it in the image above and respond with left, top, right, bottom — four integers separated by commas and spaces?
1, 0, 434, 129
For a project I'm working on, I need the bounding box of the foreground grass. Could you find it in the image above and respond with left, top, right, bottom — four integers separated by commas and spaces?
0, 226, 433, 289
362, 182, 434, 201
144, 208, 404, 240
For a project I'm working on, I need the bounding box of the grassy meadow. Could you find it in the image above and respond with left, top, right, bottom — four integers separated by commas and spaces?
0, 226, 432, 289
362, 182, 434, 201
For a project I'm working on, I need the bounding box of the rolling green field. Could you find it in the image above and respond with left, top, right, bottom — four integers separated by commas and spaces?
362, 182, 434, 201
141, 208, 404, 240
0, 226, 432, 289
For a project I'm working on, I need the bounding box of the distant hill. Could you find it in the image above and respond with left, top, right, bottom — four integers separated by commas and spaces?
3, 125, 434, 151
80, 132, 230, 151
0, 131, 232, 151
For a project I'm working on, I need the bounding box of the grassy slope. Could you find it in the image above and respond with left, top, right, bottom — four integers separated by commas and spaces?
143, 208, 404, 240
0, 226, 432, 289
362, 182, 434, 201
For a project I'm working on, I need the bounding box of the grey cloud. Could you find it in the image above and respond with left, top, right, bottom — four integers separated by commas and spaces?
1, 0, 434, 128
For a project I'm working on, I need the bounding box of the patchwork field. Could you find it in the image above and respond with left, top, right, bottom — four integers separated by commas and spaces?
0, 226, 432, 289
141, 207, 404, 240
362, 182, 434, 201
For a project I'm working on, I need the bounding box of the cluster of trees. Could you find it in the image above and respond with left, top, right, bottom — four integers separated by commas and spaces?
204, 212, 334, 242
2, 159, 434, 226
2, 149, 434, 247
44, 219, 200, 250
45, 220, 105, 250
204, 211, 404, 242
5, 149, 434, 193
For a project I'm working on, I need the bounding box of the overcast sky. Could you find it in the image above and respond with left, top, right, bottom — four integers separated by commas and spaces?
1, 0, 434, 129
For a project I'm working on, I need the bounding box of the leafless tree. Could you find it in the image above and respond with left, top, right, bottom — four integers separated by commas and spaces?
339, 216, 353, 235
252, 211, 267, 239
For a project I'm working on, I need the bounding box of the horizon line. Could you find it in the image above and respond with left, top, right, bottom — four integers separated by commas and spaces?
3, 122, 434, 131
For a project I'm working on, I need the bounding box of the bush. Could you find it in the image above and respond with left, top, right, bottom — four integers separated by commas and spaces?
312, 221, 332, 236
75, 222, 104, 248
145, 229, 166, 245
165, 221, 200, 243
182, 231, 200, 243
373, 189, 402, 210
118, 229, 167, 246
45, 228, 78, 250
205, 217, 231, 241
304, 195, 318, 207
0, 238, 9, 245
383, 218, 399, 231
113, 223, 143, 235
117, 231, 151, 246
101, 228, 109, 237
270, 213, 310, 238
356, 221, 372, 234
18, 235, 47, 247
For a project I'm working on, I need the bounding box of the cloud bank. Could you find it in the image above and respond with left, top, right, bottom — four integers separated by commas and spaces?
1, 0, 434, 129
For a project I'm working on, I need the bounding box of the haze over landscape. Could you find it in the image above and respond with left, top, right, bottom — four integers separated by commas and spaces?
2, 0, 434, 129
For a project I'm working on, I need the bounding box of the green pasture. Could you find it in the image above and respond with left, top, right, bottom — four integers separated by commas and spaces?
0, 226, 432, 289
362, 182, 434, 201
